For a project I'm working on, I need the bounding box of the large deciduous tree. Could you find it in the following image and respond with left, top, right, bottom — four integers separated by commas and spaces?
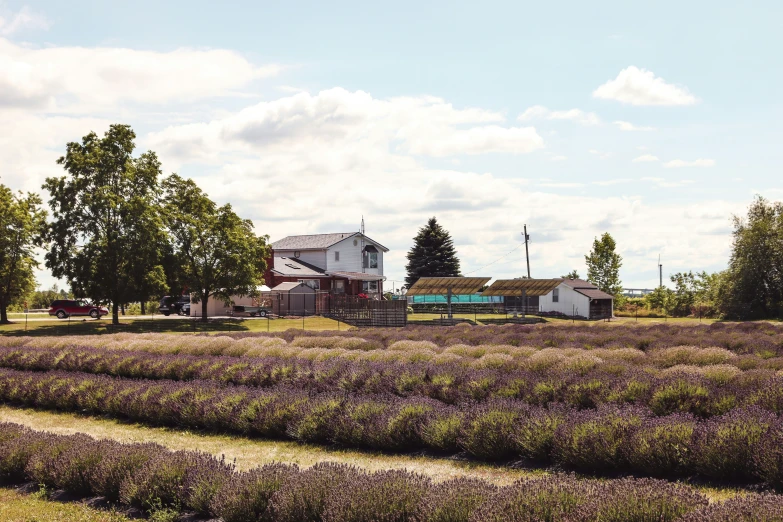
585, 232, 623, 297
162, 174, 269, 321
43, 124, 168, 325
0, 185, 47, 323
719, 196, 783, 319
405, 217, 461, 289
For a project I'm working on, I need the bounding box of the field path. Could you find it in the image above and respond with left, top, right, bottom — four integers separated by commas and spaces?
0, 405, 538, 486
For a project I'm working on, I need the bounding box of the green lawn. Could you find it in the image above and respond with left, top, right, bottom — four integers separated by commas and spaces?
0, 315, 347, 336
0, 487, 130, 522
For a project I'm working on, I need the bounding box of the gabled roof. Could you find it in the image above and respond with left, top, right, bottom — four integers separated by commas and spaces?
271, 256, 328, 277
561, 278, 598, 289
272, 282, 312, 292
271, 232, 389, 252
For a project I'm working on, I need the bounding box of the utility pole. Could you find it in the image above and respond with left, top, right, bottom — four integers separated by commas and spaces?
658, 255, 663, 288
523, 225, 531, 278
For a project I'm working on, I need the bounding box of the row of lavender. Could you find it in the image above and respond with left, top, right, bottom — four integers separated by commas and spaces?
5, 322, 783, 356
1, 422, 781, 522
0, 345, 782, 416
257, 322, 783, 354
1, 368, 783, 486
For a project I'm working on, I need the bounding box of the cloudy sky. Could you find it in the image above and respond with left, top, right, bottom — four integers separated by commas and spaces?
2, 1, 781, 291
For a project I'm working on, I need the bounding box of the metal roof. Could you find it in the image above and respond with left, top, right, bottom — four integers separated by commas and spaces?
271, 257, 328, 277
272, 233, 389, 252
574, 288, 615, 300
406, 277, 491, 296
481, 278, 563, 297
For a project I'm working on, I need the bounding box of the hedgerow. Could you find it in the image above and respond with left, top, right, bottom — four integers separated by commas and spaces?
1, 368, 783, 484
4, 421, 773, 522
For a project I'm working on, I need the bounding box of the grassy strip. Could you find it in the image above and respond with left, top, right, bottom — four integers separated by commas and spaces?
0, 487, 131, 522
2, 420, 771, 522
0, 316, 344, 336
0, 405, 533, 485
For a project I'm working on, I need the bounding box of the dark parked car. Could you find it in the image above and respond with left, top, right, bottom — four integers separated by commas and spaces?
158, 295, 190, 316
48, 300, 109, 319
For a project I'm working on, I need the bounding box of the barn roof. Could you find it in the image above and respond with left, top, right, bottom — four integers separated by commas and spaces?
561, 278, 598, 289
271, 232, 389, 251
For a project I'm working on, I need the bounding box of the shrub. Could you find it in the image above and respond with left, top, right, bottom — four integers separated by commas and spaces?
572, 477, 707, 521
692, 406, 776, 481
268, 462, 360, 522
471, 475, 598, 522
211, 463, 298, 522
623, 414, 696, 477
322, 469, 430, 522
552, 406, 647, 472
89, 442, 162, 502
678, 493, 783, 521
415, 477, 497, 522
458, 402, 525, 461
752, 419, 783, 489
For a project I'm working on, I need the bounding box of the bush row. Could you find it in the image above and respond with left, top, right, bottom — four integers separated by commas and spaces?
2, 345, 783, 415
2, 368, 783, 486
4, 421, 783, 522
4, 322, 783, 355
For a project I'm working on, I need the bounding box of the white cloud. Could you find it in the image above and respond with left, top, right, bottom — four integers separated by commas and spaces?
538, 182, 585, 188
0, 6, 49, 35
150, 88, 544, 161
0, 37, 282, 110
663, 158, 715, 168
518, 106, 601, 126
614, 120, 656, 131
592, 178, 632, 186
632, 154, 660, 163
642, 177, 695, 188
593, 66, 697, 106
550, 155, 567, 162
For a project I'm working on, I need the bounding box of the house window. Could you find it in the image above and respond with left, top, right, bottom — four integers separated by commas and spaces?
334, 280, 345, 294
334, 251, 340, 261
552, 288, 559, 303
299, 279, 320, 290
362, 281, 379, 292
368, 252, 378, 269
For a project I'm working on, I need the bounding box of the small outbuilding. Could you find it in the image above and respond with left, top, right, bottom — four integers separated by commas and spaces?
538, 278, 614, 319
271, 282, 317, 316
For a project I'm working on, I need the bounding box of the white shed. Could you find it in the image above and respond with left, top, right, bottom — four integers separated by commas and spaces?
538, 279, 614, 319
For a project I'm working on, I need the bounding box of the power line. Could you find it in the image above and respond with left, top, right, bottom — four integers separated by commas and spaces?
463, 243, 525, 275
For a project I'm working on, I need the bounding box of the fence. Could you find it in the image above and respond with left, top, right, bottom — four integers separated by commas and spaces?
326, 294, 408, 327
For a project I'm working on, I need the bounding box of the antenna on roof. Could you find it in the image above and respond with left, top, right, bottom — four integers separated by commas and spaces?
360, 216, 366, 274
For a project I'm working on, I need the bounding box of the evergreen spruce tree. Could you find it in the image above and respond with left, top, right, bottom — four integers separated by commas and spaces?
405, 217, 461, 289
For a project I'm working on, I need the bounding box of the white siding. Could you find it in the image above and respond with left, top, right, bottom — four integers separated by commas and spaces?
326, 236, 384, 276
538, 283, 590, 318
274, 249, 327, 270
190, 294, 256, 318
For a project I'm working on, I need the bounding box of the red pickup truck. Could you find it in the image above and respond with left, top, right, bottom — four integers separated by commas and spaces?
48, 300, 109, 319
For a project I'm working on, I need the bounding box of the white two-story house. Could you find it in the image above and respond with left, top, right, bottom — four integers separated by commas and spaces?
265, 232, 388, 296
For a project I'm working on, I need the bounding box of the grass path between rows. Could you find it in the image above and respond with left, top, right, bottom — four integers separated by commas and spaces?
0, 405, 745, 501
0, 488, 131, 522
0, 405, 538, 486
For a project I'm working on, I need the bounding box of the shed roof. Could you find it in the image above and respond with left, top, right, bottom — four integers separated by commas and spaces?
574, 288, 615, 300
272, 232, 388, 251
271, 282, 314, 292
481, 278, 563, 297
406, 277, 491, 296
328, 271, 387, 282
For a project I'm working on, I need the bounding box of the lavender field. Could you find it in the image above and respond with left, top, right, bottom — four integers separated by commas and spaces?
1, 323, 783, 520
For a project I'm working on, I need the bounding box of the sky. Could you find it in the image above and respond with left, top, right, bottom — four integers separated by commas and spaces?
2, 0, 782, 291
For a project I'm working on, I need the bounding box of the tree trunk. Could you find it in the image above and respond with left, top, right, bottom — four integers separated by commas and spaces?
121, 303, 125, 316
201, 294, 209, 322
112, 301, 120, 325
0, 299, 9, 324
141, 301, 146, 315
